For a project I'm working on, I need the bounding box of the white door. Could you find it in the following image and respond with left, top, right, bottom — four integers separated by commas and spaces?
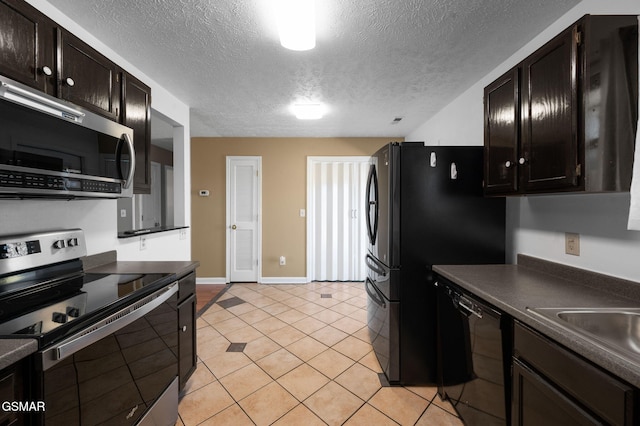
307, 157, 370, 281
227, 157, 261, 282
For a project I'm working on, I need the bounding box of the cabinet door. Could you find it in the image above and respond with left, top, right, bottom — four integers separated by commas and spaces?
0, 361, 25, 425
484, 67, 520, 195
520, 25, 580, 193
58, 30, 120, 120
122, 72, 151, 194
0, 0, 56, 94
512, 359, 600, 425
178, 293, 197, 390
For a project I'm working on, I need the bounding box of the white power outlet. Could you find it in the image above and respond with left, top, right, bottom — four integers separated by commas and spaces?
140, 236, 147, 251
565, 232, 580, 256
279, 256, 286, 266
120, 209, 127, 218
179, 229, 187, 240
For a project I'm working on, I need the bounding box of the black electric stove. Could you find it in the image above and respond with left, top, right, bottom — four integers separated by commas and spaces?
0, 229, 173, 348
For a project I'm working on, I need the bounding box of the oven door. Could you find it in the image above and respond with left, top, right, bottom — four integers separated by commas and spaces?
33, 282, 179, 425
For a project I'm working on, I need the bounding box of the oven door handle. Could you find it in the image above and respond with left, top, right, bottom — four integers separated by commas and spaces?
41, 281, 178, 370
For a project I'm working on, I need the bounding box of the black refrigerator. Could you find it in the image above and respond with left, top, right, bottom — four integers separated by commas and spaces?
365, 142, 505, 385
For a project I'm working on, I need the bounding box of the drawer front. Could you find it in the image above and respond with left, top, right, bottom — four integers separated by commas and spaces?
178, 271, 196, 303
514, 321, 635, 425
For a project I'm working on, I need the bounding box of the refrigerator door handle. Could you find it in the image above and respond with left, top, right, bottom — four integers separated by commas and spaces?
365, 254, 386, 276
365, 278, 386, 308
365, 164, 379, 245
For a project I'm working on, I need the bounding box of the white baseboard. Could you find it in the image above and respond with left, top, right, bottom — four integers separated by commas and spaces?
196, 277, 227, 285
260, 277, 308, 285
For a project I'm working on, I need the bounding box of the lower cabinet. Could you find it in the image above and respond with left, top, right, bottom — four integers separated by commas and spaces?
0, 360, 25, 426
512, 321, 637, 425
177, 271, 197, 390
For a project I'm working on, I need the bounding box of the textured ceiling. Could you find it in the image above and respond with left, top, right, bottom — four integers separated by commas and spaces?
47, 0, 580, 138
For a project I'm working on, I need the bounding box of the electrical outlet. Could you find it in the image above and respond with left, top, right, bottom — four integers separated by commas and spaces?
565, 232, 580, 256
179, 229, 187, 240
279, 256, 286, 266
140, 236, 147, 251
120, 209, 127, 218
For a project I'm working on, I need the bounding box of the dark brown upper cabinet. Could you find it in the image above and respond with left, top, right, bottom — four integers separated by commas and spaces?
0, 0, 57, 95
521, 26, 579, 193
58, 29, 121, 121
484, 15, 638, 196
0, 0, 154, 196
122, 71, 152, 194
484, 68, 520, 195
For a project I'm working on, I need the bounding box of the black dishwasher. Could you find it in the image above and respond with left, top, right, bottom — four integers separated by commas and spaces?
435, 278, 512, 426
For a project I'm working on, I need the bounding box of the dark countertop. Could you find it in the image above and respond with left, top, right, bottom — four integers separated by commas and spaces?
86, 260, 200, 278
117, 225, 189, 239
0, 339, 37, 370
434, 256, 640, 388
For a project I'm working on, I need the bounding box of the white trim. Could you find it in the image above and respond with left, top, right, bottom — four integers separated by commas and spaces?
306, 156, 370, 282
260, 277, 308, 285
226, 156, 263, 284
196, 277, 227, 285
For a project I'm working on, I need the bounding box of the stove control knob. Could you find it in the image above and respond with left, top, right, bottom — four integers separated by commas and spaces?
66, 307, 80, 318
67, 238, 79, 247
53, 240, 66, 249
52, 312, 68, 324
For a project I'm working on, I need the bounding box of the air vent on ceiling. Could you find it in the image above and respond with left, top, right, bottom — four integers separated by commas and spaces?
391, 117, 403, 125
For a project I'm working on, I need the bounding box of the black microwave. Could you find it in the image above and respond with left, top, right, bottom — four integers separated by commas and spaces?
0, 75, 135, 199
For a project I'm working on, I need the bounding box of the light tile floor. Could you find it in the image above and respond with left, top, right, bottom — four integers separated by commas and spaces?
176, 282, 464, 426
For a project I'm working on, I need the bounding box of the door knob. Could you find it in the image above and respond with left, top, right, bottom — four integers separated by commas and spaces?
231, 224, 237, 230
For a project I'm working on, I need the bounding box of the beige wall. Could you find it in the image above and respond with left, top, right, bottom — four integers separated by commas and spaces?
191, 137, 397, 280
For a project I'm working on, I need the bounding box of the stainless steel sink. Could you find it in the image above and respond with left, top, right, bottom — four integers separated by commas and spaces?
527, 307, 640, 366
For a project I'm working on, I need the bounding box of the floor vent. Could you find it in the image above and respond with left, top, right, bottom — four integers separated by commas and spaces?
218, 296, 245, 309
226, 343, 247, 352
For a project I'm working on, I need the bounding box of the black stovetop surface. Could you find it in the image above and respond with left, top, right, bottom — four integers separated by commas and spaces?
0, 263, 173, 348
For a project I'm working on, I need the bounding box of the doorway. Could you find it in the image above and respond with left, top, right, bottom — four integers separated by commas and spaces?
226, 156, 262, 283
307, 156, 370, 281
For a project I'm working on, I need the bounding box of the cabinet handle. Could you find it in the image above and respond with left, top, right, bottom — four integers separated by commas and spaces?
65, 77, 75, 87
41, 66, 53, 76
182, 325, 187, 332
505, 161, 512, 168
518, 157, 526, 165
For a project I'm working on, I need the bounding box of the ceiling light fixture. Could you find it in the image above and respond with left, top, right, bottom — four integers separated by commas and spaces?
292, 103, 324, 120
274, 0, 316, 51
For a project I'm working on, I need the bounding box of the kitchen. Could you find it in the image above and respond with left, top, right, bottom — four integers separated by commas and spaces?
1, 0, 640, 425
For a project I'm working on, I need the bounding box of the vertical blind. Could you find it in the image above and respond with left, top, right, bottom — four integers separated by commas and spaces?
308, 157, 369, 281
